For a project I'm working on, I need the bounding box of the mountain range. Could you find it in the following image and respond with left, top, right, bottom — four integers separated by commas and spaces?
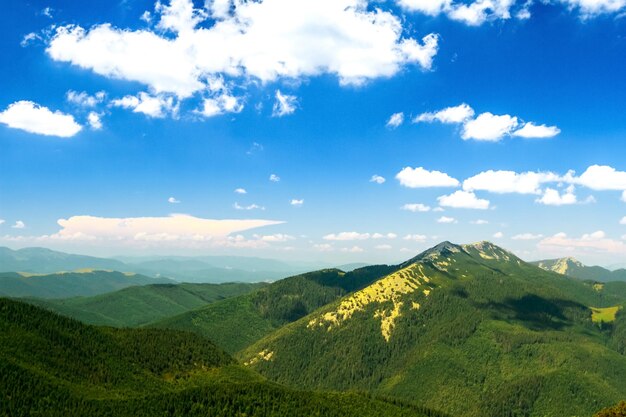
1, 241, 625, 416
532, 257, 626, 282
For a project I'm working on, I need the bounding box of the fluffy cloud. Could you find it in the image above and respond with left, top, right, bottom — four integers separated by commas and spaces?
370, 175, 386, 184
386, 112, 404, 128
568, 165, 626, 190
511, 233, 543, 240
254, 233, 295, 242
403, 234, 427, 241
538, 231, 626, 255
437, 216, 457, 223
463, 170, 561, 194
87, 112, 103, 130
414, 103, 474, 124
622, 191, 626, 202
620, 216, 626, 225
0, 219, 4, 226
272, 90, 297, 117
512, 122, 561, 138
46, 0, 439, 99
290, 199, 304, 206
414, 103, 559, 142
535, 186, 577, 206
234, 188, 247, 194
372, 233, 397, 239
397, 0, 515, 25
111, 92, 177, 118
269, 174, 280, 182
197, 93, 243, 117
437, 190, 490, 209
396, 167, 460, 188
323, 232, 371, 241
168, 197, 181, 203
12, 221, 26, 229
462, 112, 518, 141
20, 214, 283, 247
0, 101, 82, 138
493, 231, 504, 238
559, 0, 626, 16
66, 90, 106, 107
401, 203, 431, 212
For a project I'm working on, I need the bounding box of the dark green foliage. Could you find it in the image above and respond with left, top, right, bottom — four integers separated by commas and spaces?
0, 298, 438, 417
154, 266, 394, 353
27, 282, 266, 327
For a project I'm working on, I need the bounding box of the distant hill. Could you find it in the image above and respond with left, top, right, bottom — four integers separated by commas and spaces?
0, 270, 173, 299
532, 257, 626, 282
238, 241, 626, 417
0, 246, 126, 273
0, 298, 441, 417
28, 281, 267, 327
153, 265, 397, 353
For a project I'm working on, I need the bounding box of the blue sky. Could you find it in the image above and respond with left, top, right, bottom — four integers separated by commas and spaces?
1, 0, 625, 265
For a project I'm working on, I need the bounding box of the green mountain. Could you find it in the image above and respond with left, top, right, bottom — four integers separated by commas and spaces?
0, 297, 442, 417
532, 257, 626, 282
153, 265, 397, 353
0, 270, 173, 299
239, 241, 626, 417
27, 282, 267, 327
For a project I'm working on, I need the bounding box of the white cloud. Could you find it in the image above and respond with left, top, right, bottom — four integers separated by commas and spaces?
272, 90, 297, 117
197, 93, 243, 117
290, 199, 304, 206
511, 233, 543, 240
620, 216, 626, 225
87, 112, 103, 130
461, 112, 518, 141
255, 233, 295, 242
42, 7, 54, 18
559, 0, 626, 17
234, 202, 264, 210
140, 10, 153, 23
396, 167, 460, 188
111, 92, 177, 118
66, 90, 105, 107
437, 216, 457, 224
234, 188, 247, 194
403, 234, 427, 241
386, 112, 404, 128
513, 122, 561, 138
0, 101, 82, 138
6, 214, 283, 248
168, 197, 181, 203
401, 203, 431, 212
340, 246, 364, 253
535, 186, 577, 206
269, 174, 280, 182
493, 231, 504, 238
622, 190, 626, 202
463, 170, 561, 194
21, 32, 42, 47
414, 103, 559, 142
372, 233, 397, 239
370, 175, 386, 184
12, 221, 25, 229
539, 231, 626, 256
313, 243, 333, 251
437, 190, 490, 209
414, 103, 474, 124
568, 165, 626, 190
0, 219, 4, 226
324, 232, 371, 241
397, 0, 515, 25
375, 244, 392, 250
471, 219, 488, 225
46, 0, 439, 99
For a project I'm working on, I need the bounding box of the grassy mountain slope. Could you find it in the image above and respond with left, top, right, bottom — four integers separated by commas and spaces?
532, 257, 626, 282
27, 282, 266, 327
240, 242, 626, 417
0, 270, 174, 299
154, 265, 397, 353
0, 298, 442, 417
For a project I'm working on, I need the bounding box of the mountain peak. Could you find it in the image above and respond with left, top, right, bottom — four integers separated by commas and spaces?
401, 241, 464, 267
